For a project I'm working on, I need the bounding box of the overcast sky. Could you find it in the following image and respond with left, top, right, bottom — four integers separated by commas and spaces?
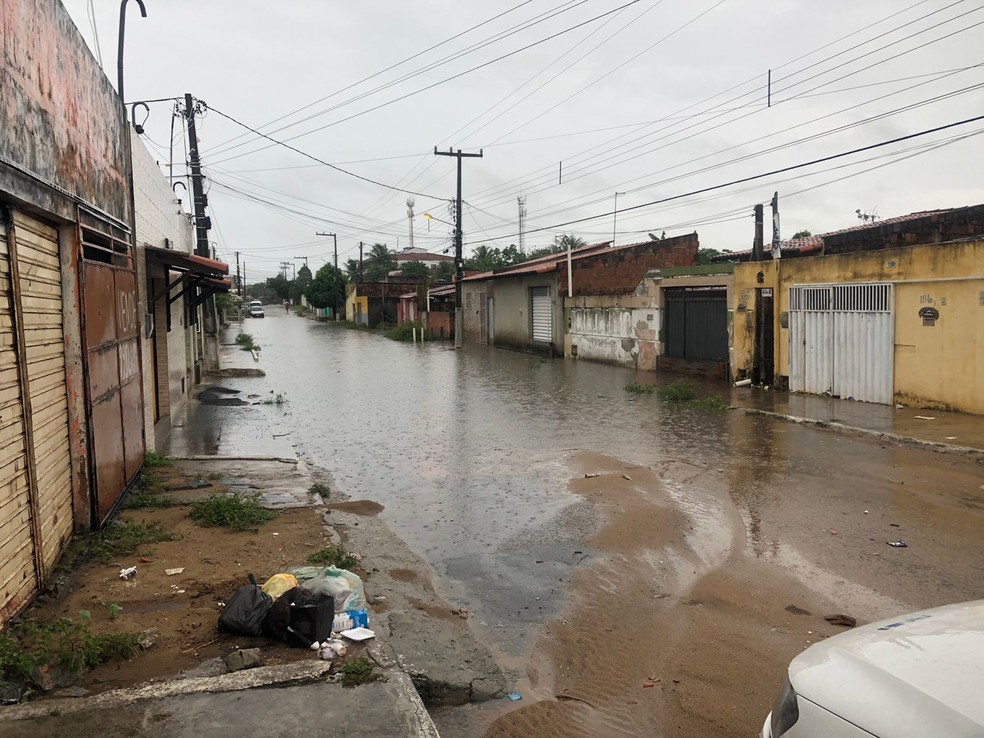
64, 0, 984, 279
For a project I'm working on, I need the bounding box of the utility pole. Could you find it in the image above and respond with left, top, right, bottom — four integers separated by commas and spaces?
184, 94, 210, 258
359, 242, 364, 281
316, 232, 337, 268
407, 198, 415, 250
235, 251, 241, 296
752, 203, 765, 261
518, 196, 527, 254
770, 191, 781, 260
434, 146, 483, 349
294, 255, 309, 269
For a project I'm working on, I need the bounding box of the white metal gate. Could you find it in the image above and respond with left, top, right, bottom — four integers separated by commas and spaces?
789, 283, 894, 404
531, 287, 551, 343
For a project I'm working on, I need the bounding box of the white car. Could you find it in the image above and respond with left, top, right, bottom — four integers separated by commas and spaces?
763, 599, 984, 737
248, 300, 264, 318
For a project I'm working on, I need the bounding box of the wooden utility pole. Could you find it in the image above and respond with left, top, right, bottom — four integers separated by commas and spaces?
235, 251, 241, 296
184, 94, 210, 258
433, 147, 483, 349
359, 242, 364, 281
316, 232, 337, 269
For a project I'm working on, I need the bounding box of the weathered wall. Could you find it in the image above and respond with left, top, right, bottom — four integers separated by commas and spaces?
734, 240, 984, 413
462, 281, 486, 344
568, 234, 698, 295
823, 205, 984, 255
568, 307, 660, 370
132, 131, 195, 448
490, 273, 562, 354
1, 0, 129, 222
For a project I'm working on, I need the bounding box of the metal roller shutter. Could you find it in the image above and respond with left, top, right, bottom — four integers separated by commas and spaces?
531, 287, 551, 343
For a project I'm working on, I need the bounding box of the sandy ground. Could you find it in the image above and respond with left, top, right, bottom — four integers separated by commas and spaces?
479, 448, 984, 738
26, 466, 334, 694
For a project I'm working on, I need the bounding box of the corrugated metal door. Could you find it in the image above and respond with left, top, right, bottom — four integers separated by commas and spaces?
531, 287, 551, 343
79, 212, 145, 525
0, 213, 39, 621
789, 283, 893, 404
12, 212, 73, 572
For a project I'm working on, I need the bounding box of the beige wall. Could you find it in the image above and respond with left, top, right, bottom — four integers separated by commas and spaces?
489, 274, 563, 354
733, 240, 984, 413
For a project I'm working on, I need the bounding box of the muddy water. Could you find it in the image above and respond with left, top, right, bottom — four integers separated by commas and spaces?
193, 314, 984, 736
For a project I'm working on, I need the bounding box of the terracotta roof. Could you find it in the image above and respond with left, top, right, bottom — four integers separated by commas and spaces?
463, 241, 614, 282
393, 251, 453, 262
399, 283, 456, 300
712, 210, 952, 261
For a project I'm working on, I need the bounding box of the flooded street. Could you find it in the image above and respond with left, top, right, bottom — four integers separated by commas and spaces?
173, 312, 984, 737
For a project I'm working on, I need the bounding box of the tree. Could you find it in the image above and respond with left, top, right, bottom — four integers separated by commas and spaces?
401, 261, 430, 280
363, 243, 397, 282
345, 258, 361, 280
306, 263, 347, 310
554, 233, 585, 252
245, 281, 276, 303
791, 229, 812, 239
290, 264, 312, 302
698, 248, 723, 264
266, 273, 290, 300
431, 261, 454, 282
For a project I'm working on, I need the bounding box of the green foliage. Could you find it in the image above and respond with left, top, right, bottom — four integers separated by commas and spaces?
143, 451, 170, 468
123, 473, 173, 509
387, 321, 423, 342
259, 393, 286, 406
698, 247, 723, 264
306, 547, 359, 569
624, 382, 655, 395
362, 244, 398, 282
430, 261, 455, 282
235, 332, 258, 352
657, 381, 697, 402
306, 263, 347, 309
2, 615, 141, 681
309, 483, 330, 499
464, 245, 524, 272
400, 261, 430, 280
292, 305, 309, 316
90, 520, 178, 562
289, 264, 313, 303
791, 229, 812, 239
341, 656, 381, 688
189, 494, 276, 532
107, 603, 123, 621
692, 396, 730, 411
266, 274, 290, 300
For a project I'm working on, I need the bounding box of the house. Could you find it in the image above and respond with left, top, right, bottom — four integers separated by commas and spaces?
346, 281, 421, 327
725, 205, 984, 413
0, 0, 227, 624
397, 283, 456, 339
392, 247, 454, 269
462, 236, 699, 356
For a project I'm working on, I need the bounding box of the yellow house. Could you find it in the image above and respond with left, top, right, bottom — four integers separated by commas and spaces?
730, 208, 984, 415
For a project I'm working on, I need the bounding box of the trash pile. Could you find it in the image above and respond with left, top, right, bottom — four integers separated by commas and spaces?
218, 566, 374, 665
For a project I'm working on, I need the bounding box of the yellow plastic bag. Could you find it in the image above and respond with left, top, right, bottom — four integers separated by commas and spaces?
261, 573, 299, 601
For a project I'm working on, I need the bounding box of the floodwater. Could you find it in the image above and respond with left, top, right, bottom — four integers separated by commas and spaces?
171, 312, 984, 737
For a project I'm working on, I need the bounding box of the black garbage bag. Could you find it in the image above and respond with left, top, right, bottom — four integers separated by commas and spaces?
262, 587, 334, 648
218, 573, 273, 636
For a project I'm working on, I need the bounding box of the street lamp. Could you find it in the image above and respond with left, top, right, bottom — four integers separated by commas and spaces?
613, 191, 626, 247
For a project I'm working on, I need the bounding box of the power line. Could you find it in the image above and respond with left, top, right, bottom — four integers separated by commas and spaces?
466, 114, 984, 244
205, 104, 450, 201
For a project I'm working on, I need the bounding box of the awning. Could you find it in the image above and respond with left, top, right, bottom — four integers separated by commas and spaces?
145, 246, 231, 317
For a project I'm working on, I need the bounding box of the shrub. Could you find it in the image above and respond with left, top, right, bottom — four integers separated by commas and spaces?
306, 547, 359, 570
386, 321, 423, 342
624, 382, 655, 395
189, 494, 276, 532
657, 381, 697, 402
309, 483, 330, 499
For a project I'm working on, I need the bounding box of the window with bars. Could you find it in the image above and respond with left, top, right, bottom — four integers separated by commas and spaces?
789, 283, 892, 313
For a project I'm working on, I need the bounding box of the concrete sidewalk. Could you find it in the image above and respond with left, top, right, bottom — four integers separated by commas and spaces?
729, 387, 984, 457
0, 662, 438, 738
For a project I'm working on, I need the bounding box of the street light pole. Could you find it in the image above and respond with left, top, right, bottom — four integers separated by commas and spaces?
612, 191, 625, 247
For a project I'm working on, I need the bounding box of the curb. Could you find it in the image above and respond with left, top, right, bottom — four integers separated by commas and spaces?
740, 408, 984, 460
169, 455, 298, 464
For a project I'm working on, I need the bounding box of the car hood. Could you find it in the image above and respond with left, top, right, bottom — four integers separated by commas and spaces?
790, 599, 984, 738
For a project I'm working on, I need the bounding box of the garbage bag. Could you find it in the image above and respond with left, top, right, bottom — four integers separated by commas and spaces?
218, 573, 273, 636
289, 566, 366, 613
261, 573, 299, 601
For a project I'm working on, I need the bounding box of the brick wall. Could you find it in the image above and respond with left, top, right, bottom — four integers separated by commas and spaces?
824, 204, 984, 254
568, 234, 698, 296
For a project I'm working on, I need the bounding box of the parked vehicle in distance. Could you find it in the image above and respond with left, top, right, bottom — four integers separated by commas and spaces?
763, 599, 984, 737
248, 300, 264, 318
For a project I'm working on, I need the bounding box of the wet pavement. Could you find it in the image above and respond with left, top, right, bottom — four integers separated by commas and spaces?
165, 313, 984, 737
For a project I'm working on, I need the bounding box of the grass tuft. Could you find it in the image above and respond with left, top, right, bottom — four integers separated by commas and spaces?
235, 332, 259, 352
189, 493, 276, 532
123, 473, 173, 509
309, 483, 330, 499
90, 520, 178, 562
624, 382, 655, 395
340, 656, 381, 688
692, 396, 730, 411
306, 547, 359, 570
657, 380, 697, 402
143, 451, 170, 468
